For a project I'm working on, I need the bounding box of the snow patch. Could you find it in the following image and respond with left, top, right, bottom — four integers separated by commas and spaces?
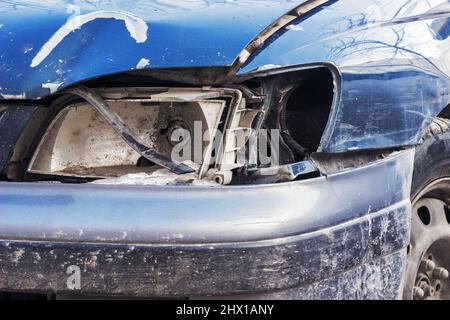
23, 45, 33, 54
253, 64, 282, 72
42, 82, 63, 94
31, 11, 148, 67
286, 24, 303, 31
91, 168, 218, 186
11, 249, 25, 264
136, 58, 150, 69
0, 93, 26, 99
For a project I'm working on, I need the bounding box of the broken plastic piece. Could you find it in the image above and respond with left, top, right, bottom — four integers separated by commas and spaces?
253, 160, 319, 181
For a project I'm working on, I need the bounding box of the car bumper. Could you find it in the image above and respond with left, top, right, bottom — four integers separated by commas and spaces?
0, 149, 414, 299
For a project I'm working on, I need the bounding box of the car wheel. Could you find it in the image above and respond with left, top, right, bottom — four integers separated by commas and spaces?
403, 117, 450, 300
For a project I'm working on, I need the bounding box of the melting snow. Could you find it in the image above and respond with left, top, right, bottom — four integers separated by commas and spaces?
0, 93, 26, 99
91, 168, 218, 186
286, 24, 303, 31
42, 82, 63, 93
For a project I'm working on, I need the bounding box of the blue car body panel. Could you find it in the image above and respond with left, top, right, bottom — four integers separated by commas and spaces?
0, 0, 438, 298
1, 1, 450, 152
241, 0, 450, 152
0, 0, 307, 99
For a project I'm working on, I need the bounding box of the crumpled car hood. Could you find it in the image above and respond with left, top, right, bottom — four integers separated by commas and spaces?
0, 0, 308, 99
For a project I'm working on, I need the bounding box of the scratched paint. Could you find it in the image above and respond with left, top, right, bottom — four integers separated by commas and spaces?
30, 11, 149, 67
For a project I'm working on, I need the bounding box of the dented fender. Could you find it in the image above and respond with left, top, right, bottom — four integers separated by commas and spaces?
2, 1, 449, 153
241, 0, 450, 152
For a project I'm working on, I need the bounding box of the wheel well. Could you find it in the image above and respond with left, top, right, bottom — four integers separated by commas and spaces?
437, 103, 450, 119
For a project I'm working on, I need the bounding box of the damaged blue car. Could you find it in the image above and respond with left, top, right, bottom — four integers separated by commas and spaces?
1, 0, 450, 300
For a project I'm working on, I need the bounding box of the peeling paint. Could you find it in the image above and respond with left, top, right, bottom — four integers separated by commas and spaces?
136, 58, 150, 69
30, 11, 149, 67
23, 45, 34, 54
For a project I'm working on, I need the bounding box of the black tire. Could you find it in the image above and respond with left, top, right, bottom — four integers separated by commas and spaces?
403, 117, 450, 300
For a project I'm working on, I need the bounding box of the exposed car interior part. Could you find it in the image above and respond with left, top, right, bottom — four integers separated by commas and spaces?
7, 66, 338, 186
310, 148, 400, 174
67, 86, 195, 175
283, 68, 334, 152
245, 160, 319, 184
253, 67, 335, 165
27, 86, 259, 184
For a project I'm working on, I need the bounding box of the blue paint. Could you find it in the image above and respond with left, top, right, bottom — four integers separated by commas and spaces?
240, 0, 450, 151
0, 194, 74, 206
2, 0, 450, 151
0, 0, 307, 99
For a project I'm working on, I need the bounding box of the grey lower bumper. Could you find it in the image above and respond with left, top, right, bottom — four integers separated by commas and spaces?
0, 149, 414, 298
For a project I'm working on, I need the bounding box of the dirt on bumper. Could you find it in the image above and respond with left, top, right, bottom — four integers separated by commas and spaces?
0, 150, 414, 298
